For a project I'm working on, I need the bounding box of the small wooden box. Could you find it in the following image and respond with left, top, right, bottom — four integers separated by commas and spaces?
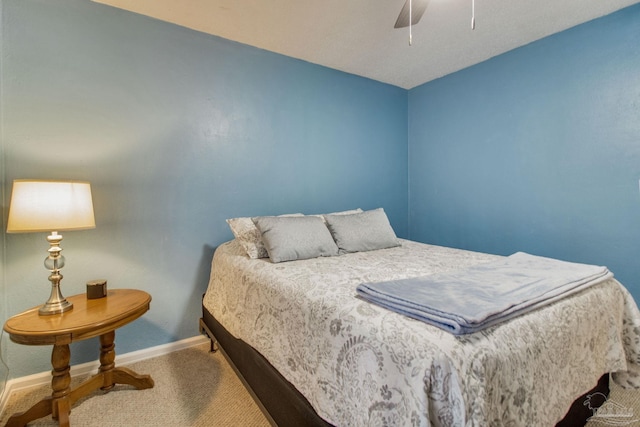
86, 279, 107, 299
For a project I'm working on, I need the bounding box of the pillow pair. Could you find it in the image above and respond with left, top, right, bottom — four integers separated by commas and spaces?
227, 209, 361, 260
229, 208, 399, 263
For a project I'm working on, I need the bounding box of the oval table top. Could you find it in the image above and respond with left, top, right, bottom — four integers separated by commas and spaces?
3, 289, 151, 346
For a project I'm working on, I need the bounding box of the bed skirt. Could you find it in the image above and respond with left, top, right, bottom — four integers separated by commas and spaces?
200, 304, 608, 427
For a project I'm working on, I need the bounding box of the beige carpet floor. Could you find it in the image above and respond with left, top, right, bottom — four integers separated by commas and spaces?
1, 341, 639, 426
0, 342, 270, 426
584, 378, 640, 427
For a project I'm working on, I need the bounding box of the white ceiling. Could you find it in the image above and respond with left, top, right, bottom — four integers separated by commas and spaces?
92, 0, 640, 89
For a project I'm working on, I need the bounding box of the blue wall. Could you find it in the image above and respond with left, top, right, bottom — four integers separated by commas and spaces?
2, 0, 640, 383
409, 4, 640, 296
0, 0, 407, 378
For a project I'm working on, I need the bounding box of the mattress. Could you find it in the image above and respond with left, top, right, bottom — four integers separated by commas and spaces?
203, 238, 640, 426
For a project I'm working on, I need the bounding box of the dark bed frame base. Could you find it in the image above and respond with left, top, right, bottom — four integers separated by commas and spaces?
200, 306, 608, 427
200, 307, 331, 427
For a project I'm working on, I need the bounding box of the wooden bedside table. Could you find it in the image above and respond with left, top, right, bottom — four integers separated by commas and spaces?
3, 289, 154, 427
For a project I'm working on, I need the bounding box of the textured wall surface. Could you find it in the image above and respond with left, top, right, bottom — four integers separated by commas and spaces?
0, 0, 407, 378
2, 0, 639, 383
409, 5, 640, 296
0, 0, 7, 395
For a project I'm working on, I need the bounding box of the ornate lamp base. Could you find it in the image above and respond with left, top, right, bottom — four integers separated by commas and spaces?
39, 231, 74, 316
39, 297, 73, 315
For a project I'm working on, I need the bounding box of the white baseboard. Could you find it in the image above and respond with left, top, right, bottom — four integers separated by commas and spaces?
0, 334, 209, 415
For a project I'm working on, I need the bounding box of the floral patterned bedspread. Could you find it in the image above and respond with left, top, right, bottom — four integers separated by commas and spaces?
203, 239, 640, 426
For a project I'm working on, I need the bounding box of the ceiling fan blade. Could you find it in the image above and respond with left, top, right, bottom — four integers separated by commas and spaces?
394, 0, 430, 29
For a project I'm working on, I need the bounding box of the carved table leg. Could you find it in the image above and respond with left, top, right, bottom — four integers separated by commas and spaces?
51, 343, 72, 422
4, 398, 53, 427
6, 333, 153, 427
98, 330, 154, 391
4, 343, 71, 427
99, 331, 116, 390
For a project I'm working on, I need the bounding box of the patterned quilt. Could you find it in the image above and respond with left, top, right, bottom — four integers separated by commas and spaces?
203, 239, 640, 426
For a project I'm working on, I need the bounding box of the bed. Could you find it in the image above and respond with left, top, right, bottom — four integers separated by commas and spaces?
200, 210, 640, 426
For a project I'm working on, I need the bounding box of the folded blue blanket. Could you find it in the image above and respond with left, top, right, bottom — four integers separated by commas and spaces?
356, 252, 612, 335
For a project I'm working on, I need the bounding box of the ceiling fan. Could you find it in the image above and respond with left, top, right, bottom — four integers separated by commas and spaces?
394, 0, 476, 45
394, 0, 429, 29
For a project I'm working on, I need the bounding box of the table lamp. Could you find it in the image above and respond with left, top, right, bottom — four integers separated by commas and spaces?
7, 180, 96, 315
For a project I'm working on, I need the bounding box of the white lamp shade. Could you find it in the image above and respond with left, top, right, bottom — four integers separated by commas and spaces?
7, 180, 96, 233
